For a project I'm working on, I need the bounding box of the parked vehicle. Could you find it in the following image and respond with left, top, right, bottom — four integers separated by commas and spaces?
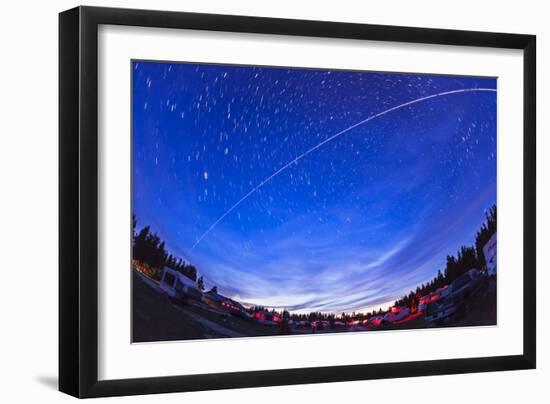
418, 296, 431, 313
223, 300, 251, 319
369, 316, 384, 327
202, 287, 251, 318
424, 295, 465, 325
252, 311, 280, 326
448, 269, 487, 301
435, 285, 450, 299
418, 286, 449, 313
424, 269, 487, 325
159, 267, 202, 302
383, 307, 410, 323
482, 233, 497, 276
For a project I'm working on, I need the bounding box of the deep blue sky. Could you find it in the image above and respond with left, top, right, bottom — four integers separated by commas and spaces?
132, 61, 496, 314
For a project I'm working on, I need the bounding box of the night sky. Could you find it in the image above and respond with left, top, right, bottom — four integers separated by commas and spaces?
132, 61, 497, 314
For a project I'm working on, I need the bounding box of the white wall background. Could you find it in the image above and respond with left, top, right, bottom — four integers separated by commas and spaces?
0, 0, 546, 402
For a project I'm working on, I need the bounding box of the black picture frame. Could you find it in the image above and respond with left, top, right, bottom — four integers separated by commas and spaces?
59, 5, 536, 398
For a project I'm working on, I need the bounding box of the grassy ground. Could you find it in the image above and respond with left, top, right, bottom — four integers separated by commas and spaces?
132, 271, 209, 342
132, 271, 282, 342
448, 279, 497, 327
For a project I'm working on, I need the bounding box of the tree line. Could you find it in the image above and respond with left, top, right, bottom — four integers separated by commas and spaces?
393, 205, 496, 310
132, 215, 201, 284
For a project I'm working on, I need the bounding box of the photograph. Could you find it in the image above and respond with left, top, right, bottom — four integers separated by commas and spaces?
131, 60, 498, 343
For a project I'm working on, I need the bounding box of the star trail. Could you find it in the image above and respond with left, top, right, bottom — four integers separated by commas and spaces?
132, 61, 497, 314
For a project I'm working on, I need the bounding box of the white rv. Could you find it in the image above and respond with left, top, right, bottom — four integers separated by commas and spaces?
483, 233, 497, 276
159, 267, 202, 301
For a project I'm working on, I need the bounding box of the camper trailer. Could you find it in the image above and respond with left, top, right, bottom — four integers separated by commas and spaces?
252, 311, 282, 326
369, 316, 384, 327
383, 306, 410, 323
203, 288, 251, 318
483, 233, 497, 276
418, 286, 449, 313
159, 267, 202, 302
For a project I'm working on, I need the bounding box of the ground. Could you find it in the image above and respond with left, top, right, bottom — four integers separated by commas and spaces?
132, 270, 497, 343
132, 271, 282, 342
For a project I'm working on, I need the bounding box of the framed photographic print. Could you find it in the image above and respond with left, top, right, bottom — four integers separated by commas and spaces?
59, 6, 536, 398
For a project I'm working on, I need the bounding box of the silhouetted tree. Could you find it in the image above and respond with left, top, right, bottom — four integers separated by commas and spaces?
475, 205, 497, 270
132, 214, 137, 242
393, 204, 497, 310
133, 216, 199, 282
133, 226, 167, 270
197, 276, 205, 291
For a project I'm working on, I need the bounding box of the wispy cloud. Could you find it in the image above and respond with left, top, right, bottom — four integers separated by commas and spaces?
186, 188, 493, 314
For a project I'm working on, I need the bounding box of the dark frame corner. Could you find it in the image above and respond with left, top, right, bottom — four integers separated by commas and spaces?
59, 5, 536, 398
